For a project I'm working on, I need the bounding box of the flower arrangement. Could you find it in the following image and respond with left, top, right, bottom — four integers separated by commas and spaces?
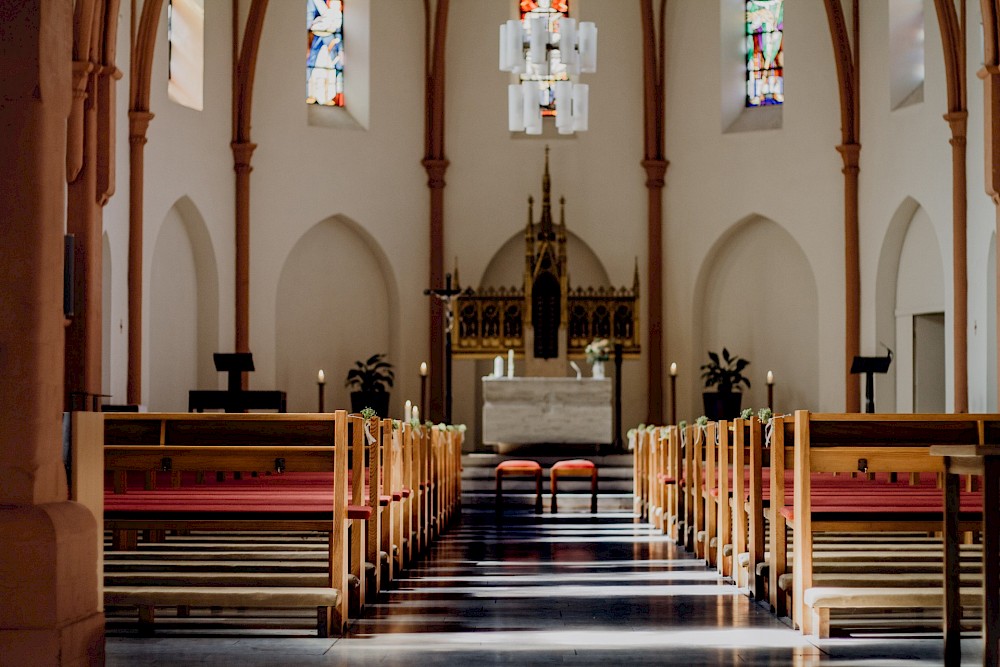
585, 338, 611, 363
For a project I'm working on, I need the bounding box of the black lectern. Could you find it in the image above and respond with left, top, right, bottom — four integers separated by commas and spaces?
214, 352, 255, 395
188, 352, 286, 413
850, 351, 893, 413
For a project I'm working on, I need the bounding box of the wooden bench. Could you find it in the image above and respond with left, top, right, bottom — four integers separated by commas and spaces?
777, 412, 989, 637
103, 410, 361, 636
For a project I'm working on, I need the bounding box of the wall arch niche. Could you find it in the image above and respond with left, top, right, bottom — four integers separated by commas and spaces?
275, 215, 398, 414
148, 197, 220, 411
693, 215, 819, 415
875, 199, 945, 412
453, 230, 613, 450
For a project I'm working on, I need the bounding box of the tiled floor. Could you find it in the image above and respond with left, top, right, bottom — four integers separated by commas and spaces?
107, 510, 981, 665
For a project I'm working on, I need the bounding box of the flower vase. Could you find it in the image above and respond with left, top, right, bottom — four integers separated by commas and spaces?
591, 360, 606, 379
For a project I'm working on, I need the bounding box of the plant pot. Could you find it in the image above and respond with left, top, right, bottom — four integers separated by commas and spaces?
702, 391, 743, 421
350, 391, 390, 418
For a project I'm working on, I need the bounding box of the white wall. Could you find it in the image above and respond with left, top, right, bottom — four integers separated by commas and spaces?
100, 0, 1000, 433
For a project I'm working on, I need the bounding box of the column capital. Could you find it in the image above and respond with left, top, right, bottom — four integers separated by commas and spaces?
128, 110, 154, 145
422, 158, 450, 189
231, 141, 258, 173
836, 143, 861, 173
71, 60, 94, 96
945, 110, 969, 142
641, 159, 669, 188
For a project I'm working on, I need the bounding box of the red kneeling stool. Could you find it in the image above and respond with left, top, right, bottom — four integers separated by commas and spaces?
495, 460, 543, 514
550, 459, 598, 514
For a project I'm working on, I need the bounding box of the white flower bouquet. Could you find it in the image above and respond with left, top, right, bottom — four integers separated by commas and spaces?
585, 338, 611, 363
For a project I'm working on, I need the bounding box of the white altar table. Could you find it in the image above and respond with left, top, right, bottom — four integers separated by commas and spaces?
481, 377, 612, 445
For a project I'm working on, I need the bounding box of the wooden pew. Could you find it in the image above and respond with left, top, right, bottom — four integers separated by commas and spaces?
103, 411, 358, 636
779, 412, 986, 636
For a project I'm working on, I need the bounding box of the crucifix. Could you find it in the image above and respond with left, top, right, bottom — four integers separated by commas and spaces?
424, 272, 467, 424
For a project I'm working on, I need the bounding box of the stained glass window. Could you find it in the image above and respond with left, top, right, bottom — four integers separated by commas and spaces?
307, 0, 344, 107
520, 1, 570, 116
746, 0, 783, 107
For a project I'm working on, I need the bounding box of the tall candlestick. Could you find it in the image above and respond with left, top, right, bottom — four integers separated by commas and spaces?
317, 369, 325, 413
404, 399, 412, 423
419, 362, 428, 423
507, 349, 515, 378
766, 370, 774, 411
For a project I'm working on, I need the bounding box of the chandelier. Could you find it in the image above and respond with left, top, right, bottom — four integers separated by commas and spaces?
499, 1, 597, 135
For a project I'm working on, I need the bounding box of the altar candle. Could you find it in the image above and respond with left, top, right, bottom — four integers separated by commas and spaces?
766, 370, 774, 385
507, 349, 515, 378
412, 405, 419, 423
494, 355, 504, 377
669, 362, 677, 377
419, 362, 428, 377
318, 369, 326, 384
404, 399, 412, 422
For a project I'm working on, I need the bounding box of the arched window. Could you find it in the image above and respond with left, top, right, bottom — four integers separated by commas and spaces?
167, 0, 204, 111
307, 0, 345, 107
745, 0, 783, 107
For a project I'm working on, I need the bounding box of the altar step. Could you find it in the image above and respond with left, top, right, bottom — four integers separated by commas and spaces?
460, 452, 634, 512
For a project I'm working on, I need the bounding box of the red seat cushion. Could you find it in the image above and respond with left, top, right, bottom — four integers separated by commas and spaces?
551, 459, 595, 470
348, 505, 373, 520
496, 460, 541, 472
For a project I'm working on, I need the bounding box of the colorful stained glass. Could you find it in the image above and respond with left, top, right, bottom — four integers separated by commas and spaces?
519, 1, 570, 116
746, 0, 783, 107
307, 0, 344, 107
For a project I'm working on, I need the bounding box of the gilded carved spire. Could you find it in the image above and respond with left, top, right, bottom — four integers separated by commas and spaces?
539, 145, 554, 238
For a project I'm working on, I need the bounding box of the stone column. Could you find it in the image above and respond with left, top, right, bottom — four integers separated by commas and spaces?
65, 66, 104, 411
642, 159, 667, 425
232, 140, 257, 389
837, 142, 861, 413
423, 158, 448, 422
127, 111, 153, 405
946, 111, 969, 412
0, 1, 104, 663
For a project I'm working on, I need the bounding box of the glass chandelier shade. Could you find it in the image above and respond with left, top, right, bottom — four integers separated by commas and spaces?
499, 3, 597, 135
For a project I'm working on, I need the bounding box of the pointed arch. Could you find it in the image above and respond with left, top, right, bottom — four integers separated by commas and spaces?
693, 214, 820, 415
148, 196, 220, 410
275, 215, 400, 413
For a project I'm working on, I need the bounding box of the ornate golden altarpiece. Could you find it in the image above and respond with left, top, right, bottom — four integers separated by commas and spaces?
453, 151, 640, 363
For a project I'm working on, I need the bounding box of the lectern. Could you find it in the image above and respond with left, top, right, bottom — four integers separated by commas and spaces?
188, 352, 287, 413
850, 351, 893, 413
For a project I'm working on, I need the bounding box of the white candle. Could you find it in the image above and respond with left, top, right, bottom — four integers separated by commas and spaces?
767, 370, 774, 385
507, 349, 515, 378
419, 361, 428, 377
412, 405, 419, 423
317, 369, 325, 384
669, 362, 677, 377
404, 400, 412, 422
494, 355, 504, 377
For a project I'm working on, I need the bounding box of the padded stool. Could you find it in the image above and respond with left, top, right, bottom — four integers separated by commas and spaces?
495, 460, 543, 514
550, 459, 598, 514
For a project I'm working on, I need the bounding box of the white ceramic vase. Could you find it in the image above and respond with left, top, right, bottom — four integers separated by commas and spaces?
591, 360, 606, 379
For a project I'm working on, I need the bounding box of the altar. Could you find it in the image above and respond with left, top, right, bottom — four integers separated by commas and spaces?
481, 377, 612, 446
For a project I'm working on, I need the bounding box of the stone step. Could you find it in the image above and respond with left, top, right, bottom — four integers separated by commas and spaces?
463, 492, 634, 513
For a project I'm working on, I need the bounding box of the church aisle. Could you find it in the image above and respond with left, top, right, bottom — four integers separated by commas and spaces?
107, 510, 970, 666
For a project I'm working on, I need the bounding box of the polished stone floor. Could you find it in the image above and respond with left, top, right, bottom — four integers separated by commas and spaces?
107, 509, 982, 666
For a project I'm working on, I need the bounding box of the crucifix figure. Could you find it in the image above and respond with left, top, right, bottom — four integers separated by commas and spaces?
424, 272, 468, 423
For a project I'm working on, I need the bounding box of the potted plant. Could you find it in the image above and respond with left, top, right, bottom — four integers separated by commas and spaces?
345, 353, 394, 417
700, 348, 751, 420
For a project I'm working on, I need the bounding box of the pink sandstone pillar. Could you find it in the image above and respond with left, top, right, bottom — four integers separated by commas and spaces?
0, 2, 104, 664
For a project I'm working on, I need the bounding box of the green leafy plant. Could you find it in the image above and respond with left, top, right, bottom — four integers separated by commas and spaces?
695, 415, 709, 427
740, 408, 753, 420
757, 407, 773, 422
345, 354, 395, 394
678, 420, 687, 430
360, 407, 376, 420
700, 348, 751, 393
